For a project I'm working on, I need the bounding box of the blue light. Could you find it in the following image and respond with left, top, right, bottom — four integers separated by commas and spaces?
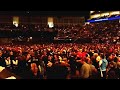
87, 16, 120, 23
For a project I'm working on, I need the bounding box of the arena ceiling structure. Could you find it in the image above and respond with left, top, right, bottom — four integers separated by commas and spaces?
0, 11, 90, 19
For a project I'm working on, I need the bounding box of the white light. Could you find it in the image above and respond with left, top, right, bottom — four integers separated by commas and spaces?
30, 37, 32, 39
85, 22, 90, 25
90, 11, 95, 14
101, 13, 109, 17
13, 16, 19, 27
48, 17, 54, 28
14, 23, 18, 27
27, 11, 30, 13
95, 18, 108, 21
48, 22, 54, 28
110, 11, 119, 15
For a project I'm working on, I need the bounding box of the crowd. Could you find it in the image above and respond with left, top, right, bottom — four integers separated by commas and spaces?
0, 43, 120, 79
55, 20, 120, 44
0, 19, 120, 44
0, 18, 120, 79
53, 20, 120, 43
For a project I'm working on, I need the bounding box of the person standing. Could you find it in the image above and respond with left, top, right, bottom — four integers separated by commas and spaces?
99, 54, 108, 79
80, 57, 91, 79
0, 50, 4, 67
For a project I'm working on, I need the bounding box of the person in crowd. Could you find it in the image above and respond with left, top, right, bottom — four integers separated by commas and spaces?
0, 50, 4, 67
12, 56, 19, 74
87, 57, 98, 79
116, 56, 120, 79
99, 54, 108, 79
80, 57, 92, 79
3, 56, 12, 71
107, 61, 118, 79
68, 52, 77, 77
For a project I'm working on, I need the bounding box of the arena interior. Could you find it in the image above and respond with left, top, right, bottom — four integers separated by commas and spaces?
0, 11, 120, 79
